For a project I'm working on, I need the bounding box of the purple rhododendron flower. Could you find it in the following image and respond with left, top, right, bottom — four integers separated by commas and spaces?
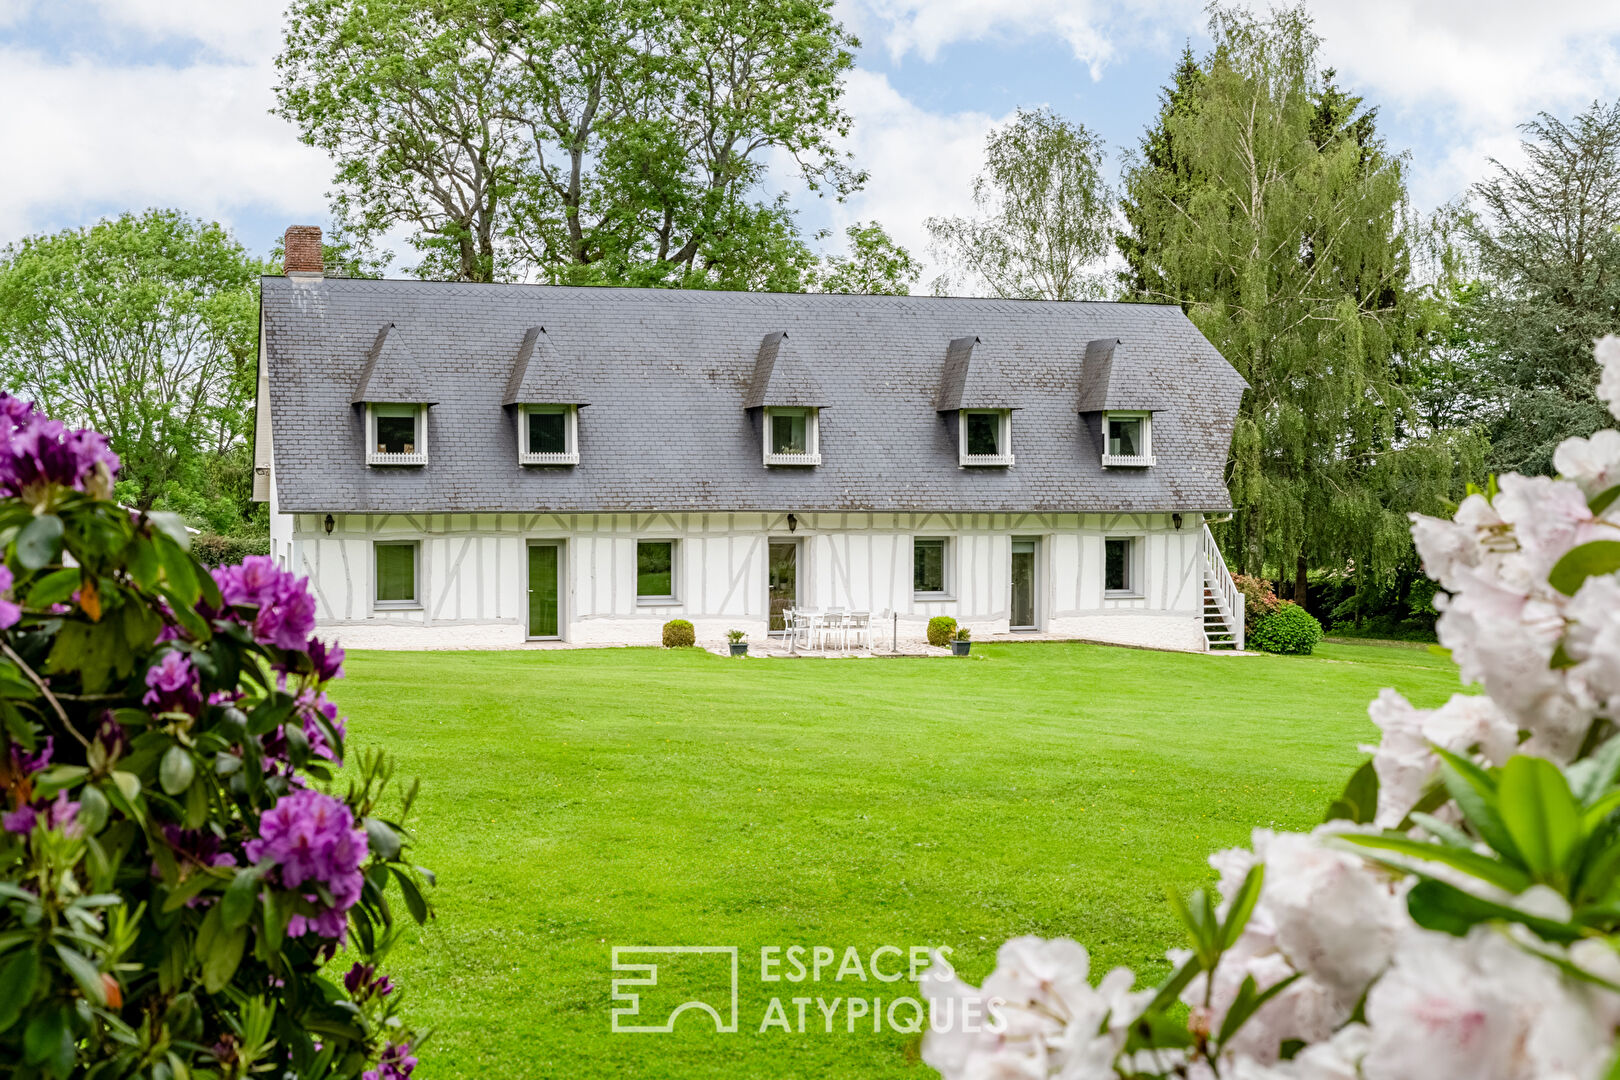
245, 789, 367, 941
143, 651, 201, 714
212, 556, 317, 652
298, 689, 346, 763
2, 804, 36, 835
0, 564, 18, 630
362, 1042, 416, 1080
0, 393, 119, 498
46, 791, 80, 837
344, 962, 394, 1000
308, 637, 345, 682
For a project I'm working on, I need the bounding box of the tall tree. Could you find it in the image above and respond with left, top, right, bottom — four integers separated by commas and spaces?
1117, 6, 1482, 599
275, 0, 862, 286
925, 108, 1114, 300
1468, 101, 1620, 476
814, 221, 921, 295
0, 210, 264, 522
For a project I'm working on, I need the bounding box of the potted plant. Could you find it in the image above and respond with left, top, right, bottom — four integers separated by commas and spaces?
727, 629, 748, 657
951, 626, 972, 656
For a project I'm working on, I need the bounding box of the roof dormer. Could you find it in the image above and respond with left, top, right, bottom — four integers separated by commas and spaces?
353, 324, 434, 466
1080, 337, 1161, 467
937, 336, 1017, 466
747, 332, 824, 466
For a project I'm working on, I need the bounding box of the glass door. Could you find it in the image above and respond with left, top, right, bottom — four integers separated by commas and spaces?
528, 543, 560, 638
768, 541, 798, 633
1011, 539, 1037, 630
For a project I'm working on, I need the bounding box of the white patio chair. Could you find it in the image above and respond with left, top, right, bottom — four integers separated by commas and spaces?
845, 611, 870, 651
819, 611, 846, 652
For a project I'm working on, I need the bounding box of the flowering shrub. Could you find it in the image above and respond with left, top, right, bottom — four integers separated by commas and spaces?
921, 337, 1620, 1080
927, 616, 958, 648
1248, 601, 1324, 655
662, 619, 695, 648
0, 397, 431, 1077
1231, 573, 1281, 632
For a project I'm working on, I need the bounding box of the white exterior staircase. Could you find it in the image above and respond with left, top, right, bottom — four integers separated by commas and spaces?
1200, 524, 1245, 651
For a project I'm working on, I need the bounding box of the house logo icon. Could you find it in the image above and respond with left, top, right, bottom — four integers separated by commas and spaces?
611, 946, 740, 1034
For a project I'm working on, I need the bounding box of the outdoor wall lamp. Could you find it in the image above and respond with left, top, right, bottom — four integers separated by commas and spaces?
324, 514, 335, 535
1172, 513, 1183, 531
787, 513, 798, 532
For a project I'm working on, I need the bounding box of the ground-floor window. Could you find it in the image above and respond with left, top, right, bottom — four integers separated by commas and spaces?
914, 537, 949, 596
1104, 536, 1140, 597
637, 540, 676, 602
374, 541, 419, 607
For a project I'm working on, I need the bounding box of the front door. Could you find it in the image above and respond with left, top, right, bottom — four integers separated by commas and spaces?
528, 543, 561, 638
768, 541, 798, 633
1011, 539, 1037, 630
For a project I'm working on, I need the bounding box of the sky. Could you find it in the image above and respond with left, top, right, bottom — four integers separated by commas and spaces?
2, 0, 1620, 285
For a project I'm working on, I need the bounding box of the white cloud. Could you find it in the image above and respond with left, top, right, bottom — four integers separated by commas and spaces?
815, 69, 1011, 285
0, 44, 328, 245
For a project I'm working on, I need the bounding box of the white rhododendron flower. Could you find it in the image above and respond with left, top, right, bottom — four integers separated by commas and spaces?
927, 337, 1620, 1080
1599, 335, 1620, 420
919, 938, 1148, 1080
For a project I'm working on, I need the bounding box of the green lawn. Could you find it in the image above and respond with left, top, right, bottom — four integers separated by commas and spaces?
332, 640, 1465, 1079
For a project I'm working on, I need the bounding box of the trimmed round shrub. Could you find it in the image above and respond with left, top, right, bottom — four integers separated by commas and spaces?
191, 532, 272, 568
1249, 601, 1324, 655
926, 616, 957, 648
662, 619, 696, 647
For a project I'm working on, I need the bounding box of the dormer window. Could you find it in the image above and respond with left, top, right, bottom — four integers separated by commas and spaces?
518, 404, 580, 465
764, 407, 820, 466
959, 409, 1013, 466
1103, 412, 1154, 467
366, 403, 427, 466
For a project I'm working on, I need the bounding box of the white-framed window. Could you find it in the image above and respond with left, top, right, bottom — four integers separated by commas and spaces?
1102, 411, 1154, 467
1103, 535, 1143, 597
913, 536, 951, 597
374, 540, 420, 609
959, 409, 1013, 466
518, 404, 579, 465
763, 407, 821, 466
636, 539, 678, 604
366, 403, 428, 466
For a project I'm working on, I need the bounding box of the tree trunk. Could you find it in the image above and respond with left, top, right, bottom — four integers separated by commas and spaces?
1294, 553, 1309, 606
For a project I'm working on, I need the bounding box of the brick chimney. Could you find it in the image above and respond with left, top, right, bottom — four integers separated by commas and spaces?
283, 225, 324, 277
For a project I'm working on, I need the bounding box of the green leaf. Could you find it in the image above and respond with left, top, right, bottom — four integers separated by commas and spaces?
0, 948, 39, 1031
220, 867, 266, 933
1590, 484, 1620, 516
159, 746, 195, 796
1498, 755, 1583, 883
195, 904, 246, 993
53, 944, 106, 1007
160, 873, 214, 914
1569, 735, 1620, 804
1324, 759, 1378, 824
1406, 878, 1584, 943
1435, 747, 1523, 865
14, 514, 63, 571
1217, 971, 1301, 1051
1340, 832, 1533, 893
1220, 865, 1264, 949
390, 865, 429, 926
363, 818, 401, 861
1548, 540, 1620, 597
146, 512, 192, 551
23, 1004, 70, 1072
24, 568, 80, 609
1409, 812, 1475, 850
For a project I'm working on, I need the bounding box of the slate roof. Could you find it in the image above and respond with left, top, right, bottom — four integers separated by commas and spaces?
1076, 337, 1167, 412
934, 335, 1019, 411
261, 276, 1247, 514
743, 331, 823, 408
502, 326, 588, 406
350, 323, 436, 405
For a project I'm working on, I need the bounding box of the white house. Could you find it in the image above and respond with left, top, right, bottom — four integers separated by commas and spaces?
254, 226, 1248, 652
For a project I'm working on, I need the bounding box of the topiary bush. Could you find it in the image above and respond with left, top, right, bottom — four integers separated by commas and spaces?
0, 395, 430, 1078
662, 619, 695, 648
926, 616, 957, 648
1248, 600, 1325, 654
190, 533, 272, 568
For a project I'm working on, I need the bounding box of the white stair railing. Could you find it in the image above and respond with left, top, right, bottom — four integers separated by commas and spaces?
1201, 524, 1244, 651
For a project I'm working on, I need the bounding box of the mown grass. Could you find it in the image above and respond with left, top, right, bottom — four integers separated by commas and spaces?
331, 640, 1465, 1079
